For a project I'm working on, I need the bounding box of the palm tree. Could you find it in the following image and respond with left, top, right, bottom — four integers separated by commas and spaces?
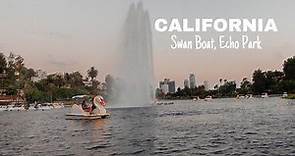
219, 78, 223, 85
87, 66, 98, 81
224, 79, 227, 83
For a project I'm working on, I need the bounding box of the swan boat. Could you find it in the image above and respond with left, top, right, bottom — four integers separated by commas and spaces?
66, 95, 110, 120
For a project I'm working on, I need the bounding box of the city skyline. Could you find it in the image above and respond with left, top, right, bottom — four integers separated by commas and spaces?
0, 0, 294, 88
159, 74, 209, 91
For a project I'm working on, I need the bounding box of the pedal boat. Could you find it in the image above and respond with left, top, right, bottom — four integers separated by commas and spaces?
66, 95, 110, 120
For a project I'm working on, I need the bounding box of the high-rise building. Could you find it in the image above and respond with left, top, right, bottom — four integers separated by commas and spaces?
168, 81, 175, 93
184, 79, 189, 88
204, 80, 209, 91
159, 78, 176, 94
160, 84, 169, 94
189, 73, 196, 88
159, 79, 169, 91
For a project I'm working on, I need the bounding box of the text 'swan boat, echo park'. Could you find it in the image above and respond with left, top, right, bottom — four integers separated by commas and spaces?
66, 95, 110, 120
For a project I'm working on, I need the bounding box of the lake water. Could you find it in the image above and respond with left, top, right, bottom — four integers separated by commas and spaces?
1, 97, 295, 155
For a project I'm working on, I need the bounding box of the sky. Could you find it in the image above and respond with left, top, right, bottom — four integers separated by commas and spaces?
0, 0, 294, 89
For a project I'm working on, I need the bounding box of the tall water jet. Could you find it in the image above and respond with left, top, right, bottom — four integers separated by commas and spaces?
112, 2, 154, 107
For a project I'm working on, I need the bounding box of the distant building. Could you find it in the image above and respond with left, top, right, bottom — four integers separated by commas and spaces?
189, 73, 196, 88
168, 81, 175, 93
159, 78, 176, 94
204, 81, 209, 91
155, 88, 163, 97
184, 79, 189, 88
160, 84, 169, 94
31, 69, 47, 82
83, 80, 93, 87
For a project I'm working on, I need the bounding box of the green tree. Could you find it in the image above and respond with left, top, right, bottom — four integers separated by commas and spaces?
14, 55, 24, 72
87, 66, 98, 81
252, 69, 266, 94
6, 53, 16, 82
155, 88, 164, 98
19, 67, 36, 83
283, 56, 295, 80
69, 71, 84, 88
53, 74, 65, 88
219, 81, 236, 97
0, 53, 7, 73
213, 84, 218, 90
240, 78, 252, 94
183, 86, 191, 97
265, 70, 284, 93
280, 80, 295, 93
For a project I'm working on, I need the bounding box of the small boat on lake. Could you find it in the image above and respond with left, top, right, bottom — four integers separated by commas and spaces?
261, 93, 269, 98
156, 101, 174, 105
236, 95, 245, 99
3, 105, 26, 111
246, 94, 253, 99
192, 96, 200, 101
204, 96, 213, 101
282, 92, 288, 98
30, 102, 64, 111
66, 95, 110, 120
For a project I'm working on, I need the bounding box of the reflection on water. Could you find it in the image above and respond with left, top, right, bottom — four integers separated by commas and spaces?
0, 97, 295, 155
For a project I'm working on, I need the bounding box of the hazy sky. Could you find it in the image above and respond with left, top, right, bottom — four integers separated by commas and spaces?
0, 0, 294, 88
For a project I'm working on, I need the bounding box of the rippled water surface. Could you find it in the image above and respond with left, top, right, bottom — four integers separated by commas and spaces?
1, 97, 295, 155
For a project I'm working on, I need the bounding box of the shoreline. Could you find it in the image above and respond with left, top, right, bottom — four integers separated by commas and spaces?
283, 94, 295, 99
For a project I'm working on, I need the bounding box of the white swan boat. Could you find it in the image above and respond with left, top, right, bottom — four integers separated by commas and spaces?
66, 95, 110, 120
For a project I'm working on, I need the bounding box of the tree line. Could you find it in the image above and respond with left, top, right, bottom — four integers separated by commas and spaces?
0, 52, 114, 103
1, 52, 294, 102
157, 56, 295, 99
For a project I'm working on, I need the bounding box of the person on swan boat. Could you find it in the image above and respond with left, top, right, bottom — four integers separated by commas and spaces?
66, 95, 109, 120
79, 95, 106, 114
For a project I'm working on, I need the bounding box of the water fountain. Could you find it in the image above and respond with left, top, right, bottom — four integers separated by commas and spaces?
113, 2, 154, 107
